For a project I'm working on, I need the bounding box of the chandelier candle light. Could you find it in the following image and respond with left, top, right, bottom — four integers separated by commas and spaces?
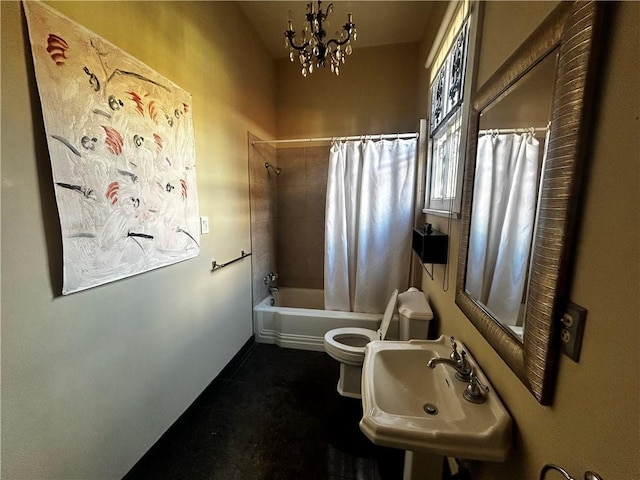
285, 1, 356, 77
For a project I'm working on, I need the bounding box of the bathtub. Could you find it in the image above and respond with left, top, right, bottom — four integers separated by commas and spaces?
253, 287, 399, 351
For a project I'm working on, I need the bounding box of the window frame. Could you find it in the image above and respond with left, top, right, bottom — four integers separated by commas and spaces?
427, 108, 463, 212
423, 1, 483, 217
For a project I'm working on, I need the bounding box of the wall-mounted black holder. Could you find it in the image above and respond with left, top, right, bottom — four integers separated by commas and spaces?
412, 226, 448, 279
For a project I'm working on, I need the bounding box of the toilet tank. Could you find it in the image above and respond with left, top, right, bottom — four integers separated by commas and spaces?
397, 288, 433, 340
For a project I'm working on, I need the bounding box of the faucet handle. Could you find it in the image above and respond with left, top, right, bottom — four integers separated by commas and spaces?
263, 272, 278, 284
454, 350, 472, 382
459, 350, 468, 367
463, 371, 489, 404
450, 336, 462, 362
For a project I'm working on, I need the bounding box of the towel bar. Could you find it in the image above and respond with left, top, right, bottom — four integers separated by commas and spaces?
211, 250, 251, 272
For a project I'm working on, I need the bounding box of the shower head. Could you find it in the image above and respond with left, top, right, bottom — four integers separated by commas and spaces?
265, 162, 282, 176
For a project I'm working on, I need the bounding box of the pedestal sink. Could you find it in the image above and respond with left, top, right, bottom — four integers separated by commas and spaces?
360, 336, 512, 479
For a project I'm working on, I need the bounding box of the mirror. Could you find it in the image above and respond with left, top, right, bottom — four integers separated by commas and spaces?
456, 1, 604, 404
465, 50, 558, 341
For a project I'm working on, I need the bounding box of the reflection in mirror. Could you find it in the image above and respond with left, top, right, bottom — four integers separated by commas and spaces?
455, 1, 604, 404
464, 51, 559, 342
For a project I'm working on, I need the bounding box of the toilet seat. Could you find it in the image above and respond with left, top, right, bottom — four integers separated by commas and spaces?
324, 289, 399, 366
324, 327, 379, 366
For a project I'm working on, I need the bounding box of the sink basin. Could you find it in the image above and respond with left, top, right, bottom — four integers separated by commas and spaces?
360, 336, 512, 461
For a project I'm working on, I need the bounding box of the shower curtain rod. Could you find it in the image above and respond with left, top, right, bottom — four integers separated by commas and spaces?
478, 126, 548, 135
251, 132, 419, 145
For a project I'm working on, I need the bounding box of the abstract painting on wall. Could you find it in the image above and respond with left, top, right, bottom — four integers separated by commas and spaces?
24, 1, 200, 294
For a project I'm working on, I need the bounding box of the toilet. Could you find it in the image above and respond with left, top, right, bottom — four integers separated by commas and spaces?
324, 287, 433, 398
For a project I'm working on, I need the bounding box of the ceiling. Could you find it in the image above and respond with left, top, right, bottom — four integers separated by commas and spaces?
237, 1, 438, 59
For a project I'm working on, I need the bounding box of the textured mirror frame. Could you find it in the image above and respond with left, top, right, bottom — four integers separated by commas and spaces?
455, 1, 604, 405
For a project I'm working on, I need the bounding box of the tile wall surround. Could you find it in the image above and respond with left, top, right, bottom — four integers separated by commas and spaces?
248, 133, 278, 307
276, 146, 329, 289
249, 138, 329, 302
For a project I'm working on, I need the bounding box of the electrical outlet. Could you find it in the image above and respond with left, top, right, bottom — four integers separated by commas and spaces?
200, 216, 209, 235
560, 302, 587, 362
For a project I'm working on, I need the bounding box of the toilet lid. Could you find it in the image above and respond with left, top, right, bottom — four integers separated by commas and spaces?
377, 289, 399, 340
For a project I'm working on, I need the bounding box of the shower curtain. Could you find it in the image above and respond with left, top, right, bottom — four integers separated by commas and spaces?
466, 132, 540, 325
324, 138, 417, 313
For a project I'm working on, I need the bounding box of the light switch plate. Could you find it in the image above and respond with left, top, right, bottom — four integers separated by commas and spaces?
200, 216, 209, 235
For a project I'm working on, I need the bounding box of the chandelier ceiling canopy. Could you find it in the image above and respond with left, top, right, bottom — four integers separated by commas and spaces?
284, 1, 356, 77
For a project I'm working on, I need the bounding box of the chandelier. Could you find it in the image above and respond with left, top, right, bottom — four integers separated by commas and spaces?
284, 1, 356, 77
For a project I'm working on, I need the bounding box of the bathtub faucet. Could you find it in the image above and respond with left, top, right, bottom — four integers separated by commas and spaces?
268, 285, 279, 295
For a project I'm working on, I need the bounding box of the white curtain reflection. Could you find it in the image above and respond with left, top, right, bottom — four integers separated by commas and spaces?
466, 132, 540, 325
325, 138, 417, 313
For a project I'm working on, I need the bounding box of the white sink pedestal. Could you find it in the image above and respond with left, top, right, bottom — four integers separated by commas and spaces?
403, 451, 444, 480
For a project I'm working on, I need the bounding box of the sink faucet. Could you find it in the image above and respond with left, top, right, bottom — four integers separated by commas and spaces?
427, 337, 472, 381
427, 355, 473, 381
268, 285, 279, 295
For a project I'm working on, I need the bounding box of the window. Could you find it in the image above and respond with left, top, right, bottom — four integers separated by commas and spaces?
424, 1, 478, 215
429, 109, 463, 211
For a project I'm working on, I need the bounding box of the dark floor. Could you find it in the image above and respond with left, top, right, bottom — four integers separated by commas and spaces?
123, 342, 405, 480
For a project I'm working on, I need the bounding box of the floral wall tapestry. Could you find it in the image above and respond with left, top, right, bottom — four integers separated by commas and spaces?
24, 1, 200, 295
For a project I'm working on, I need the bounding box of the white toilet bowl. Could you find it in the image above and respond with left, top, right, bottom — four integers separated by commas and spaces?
324, 290, 399, 399
324, 327, 379, 366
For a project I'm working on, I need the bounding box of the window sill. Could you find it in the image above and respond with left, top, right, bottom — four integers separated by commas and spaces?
422, 208, 460, 219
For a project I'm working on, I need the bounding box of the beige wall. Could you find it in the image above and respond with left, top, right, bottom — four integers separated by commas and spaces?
475, 1, 558, 89
1, 1, 275, 478
276, 42, 421, 139
423, 2, 640, 479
